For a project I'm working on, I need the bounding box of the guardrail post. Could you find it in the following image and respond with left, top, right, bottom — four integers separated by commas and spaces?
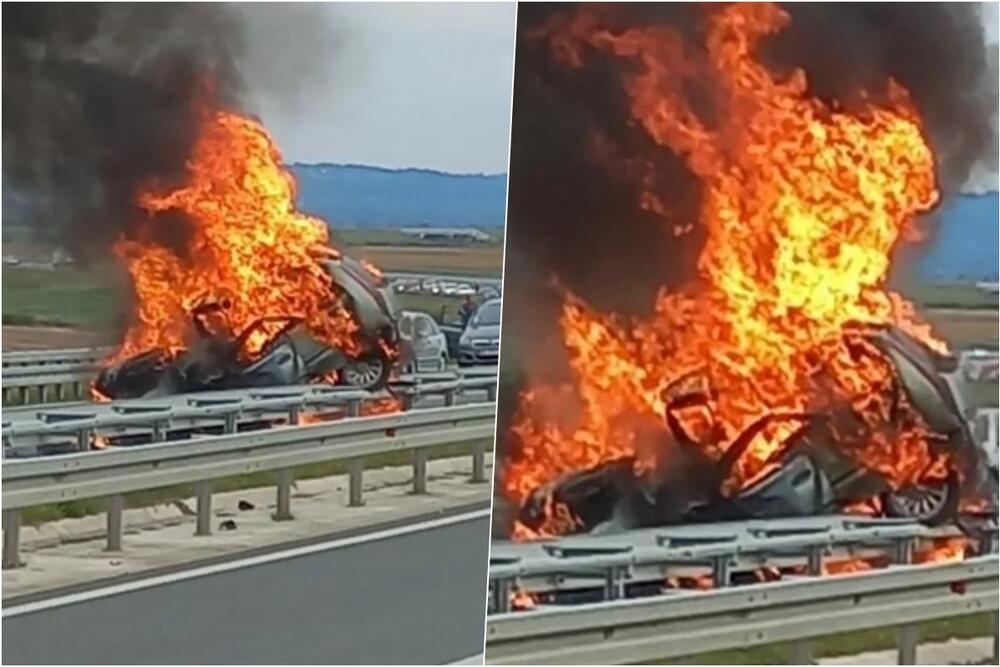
487, 383, 497, 402
790, 639, 812, 664
605, 565, 627, 601
54, 383, 64, 402
77, 428, 92, 452
412, 449, 428, 494
106, 494, 124, 551
806, 546, 822, 575
348, 458, 365, 507
897, 623, 919, 665
492, 580, 512, 614
711, 555, 730, 588
893, 537, 914, 565
346, 400, 361, 418
444, 389, 456, 407
274, 468, 294, 521
151, 420, 166, 443
2, 510, 22, 569
471, 440, 487, 483
195, 481, 213, 536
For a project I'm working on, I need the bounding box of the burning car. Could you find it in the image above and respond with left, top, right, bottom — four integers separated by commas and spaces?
497, 4, 998, 542
514, 325, 997, 537
96, 254, 402, 399
88, 110, 416, 401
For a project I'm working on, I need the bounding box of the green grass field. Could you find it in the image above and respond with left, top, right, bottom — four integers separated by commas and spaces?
2, 237, 502, 332
2, 264, 129, 329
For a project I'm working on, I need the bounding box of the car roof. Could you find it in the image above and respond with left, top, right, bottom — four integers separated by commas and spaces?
401, 310, 437, 321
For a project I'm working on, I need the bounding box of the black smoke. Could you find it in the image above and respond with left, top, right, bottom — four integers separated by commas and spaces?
764, 3, 998, 193
3, 4, 245, 258
502, 2, 997, 373
497, 2, 998, 450
2, 3, 343, 261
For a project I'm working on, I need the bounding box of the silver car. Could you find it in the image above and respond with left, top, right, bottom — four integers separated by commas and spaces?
398, 310, 449, 373
458, 298, 501, 366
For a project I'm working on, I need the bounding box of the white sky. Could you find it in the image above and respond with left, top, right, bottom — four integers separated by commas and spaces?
247, 3, 516, 175
983, 2, 998, 42
242, 2, 995, 180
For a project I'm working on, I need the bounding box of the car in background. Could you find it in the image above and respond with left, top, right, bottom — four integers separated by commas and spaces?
398, 310, 449, 373
392, 278, 422, 294
478, 285, 501, 301
457, 298, 501, 367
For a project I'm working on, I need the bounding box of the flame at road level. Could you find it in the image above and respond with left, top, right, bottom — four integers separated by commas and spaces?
504, 4, 947, 533
111, 109, 362, 364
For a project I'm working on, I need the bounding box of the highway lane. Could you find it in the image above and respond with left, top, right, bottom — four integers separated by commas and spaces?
3, 508, 491, 665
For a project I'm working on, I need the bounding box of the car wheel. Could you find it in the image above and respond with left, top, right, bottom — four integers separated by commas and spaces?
342, 348, 392, 390
882, 472, 959, 525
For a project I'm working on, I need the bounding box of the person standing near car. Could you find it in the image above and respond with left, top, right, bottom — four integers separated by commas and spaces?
459, 294, 478, 327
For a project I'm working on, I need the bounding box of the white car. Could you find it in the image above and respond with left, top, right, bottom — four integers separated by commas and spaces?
398, 310, 449, 373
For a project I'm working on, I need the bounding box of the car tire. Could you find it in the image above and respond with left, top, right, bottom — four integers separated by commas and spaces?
882, 471, 959, 526
342, 347, 392, 390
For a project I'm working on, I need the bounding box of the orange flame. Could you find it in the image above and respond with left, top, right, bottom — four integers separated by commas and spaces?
914, 537, 970, 564
361, 396, 404, 416
504, 4, 948, 534
510, 589, 538, 611
110, 109, 364, 365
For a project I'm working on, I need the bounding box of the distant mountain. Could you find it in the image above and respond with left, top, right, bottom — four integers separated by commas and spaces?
290, 163, 506, 229
912, 192, 999, 282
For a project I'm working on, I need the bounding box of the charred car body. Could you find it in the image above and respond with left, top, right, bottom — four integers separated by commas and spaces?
96, 256, 403, 399
515, 326, 998, 535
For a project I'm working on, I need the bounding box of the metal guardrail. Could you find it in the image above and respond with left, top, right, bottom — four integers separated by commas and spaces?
485, 555, 999, 664
2, 402, 497, 568
1, 348, 501, 406
2, 375, 498, 458
1, 347, 113, 402
1, 347, 114, 368
487, 515, 999, 615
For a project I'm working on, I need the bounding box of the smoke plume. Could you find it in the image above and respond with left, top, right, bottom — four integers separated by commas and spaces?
2, 3, 342, 260
502, 2, 998, 381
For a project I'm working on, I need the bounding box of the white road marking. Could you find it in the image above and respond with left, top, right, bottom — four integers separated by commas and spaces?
3, 508, 491, 618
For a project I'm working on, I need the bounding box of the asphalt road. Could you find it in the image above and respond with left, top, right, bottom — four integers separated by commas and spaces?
3, 510, 490, 665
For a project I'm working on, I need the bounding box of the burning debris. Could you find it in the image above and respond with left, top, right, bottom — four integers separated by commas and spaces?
502, 4, 997, 540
